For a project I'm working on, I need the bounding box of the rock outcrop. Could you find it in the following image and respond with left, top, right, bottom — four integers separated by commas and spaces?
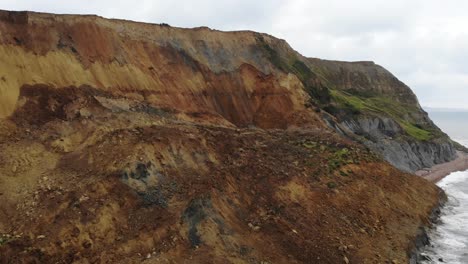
306, 59, 458, 172
339, 117, 456, 172
0, 10, 454, 263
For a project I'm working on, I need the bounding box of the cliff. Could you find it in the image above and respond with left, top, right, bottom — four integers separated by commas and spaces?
305, 59, 459, 172
0, 10, 451, 263
0, 10, 324, 130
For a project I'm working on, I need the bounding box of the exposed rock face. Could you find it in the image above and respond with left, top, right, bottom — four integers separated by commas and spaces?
307, 59, 458, 172
0, 10, 321, 130
307, 60, 416, 102
0, 10, 452, 264
340, 117, 457, 172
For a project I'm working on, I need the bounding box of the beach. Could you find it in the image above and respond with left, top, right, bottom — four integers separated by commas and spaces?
416, 151, 468, 182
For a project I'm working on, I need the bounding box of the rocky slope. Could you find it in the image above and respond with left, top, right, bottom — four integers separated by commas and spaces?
0, 10, 452, 263
305, 59, 459, 172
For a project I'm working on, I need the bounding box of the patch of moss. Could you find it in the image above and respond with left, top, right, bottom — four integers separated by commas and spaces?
327, 181, 337, 189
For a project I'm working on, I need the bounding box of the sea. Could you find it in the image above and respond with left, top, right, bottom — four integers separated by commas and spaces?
420, 109, 468, 264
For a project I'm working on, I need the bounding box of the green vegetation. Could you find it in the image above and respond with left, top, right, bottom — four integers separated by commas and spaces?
330, 90, 435, 141
258, 37, 291, 72
257, 36, 331, 104
291, 60, 314, 81
327, 181, 337, 189
339, 170, 349, 177
256, 35, 438, 142
0, 235, 10, 246
302, 141, 317, 149
400, 121, 432, 141
328, 148, 355, 172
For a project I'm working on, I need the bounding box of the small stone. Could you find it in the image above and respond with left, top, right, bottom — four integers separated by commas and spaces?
248, 222, 260, 231
36, 235, 46, 240
82, 240, 92, 249
420, 254, 431, 261
12, 166, 17, 173
338, 245, 348, 252
343, 256, 349, 264
79, 195, 89, 202
146, 253, 151, 259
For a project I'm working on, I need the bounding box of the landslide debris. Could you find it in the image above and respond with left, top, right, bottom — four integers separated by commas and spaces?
0, 84, 441, 263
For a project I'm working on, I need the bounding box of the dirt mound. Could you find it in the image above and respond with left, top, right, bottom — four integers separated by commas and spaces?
0, 85, 441, 263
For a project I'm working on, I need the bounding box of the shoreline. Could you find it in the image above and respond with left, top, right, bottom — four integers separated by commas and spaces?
416, 151, 468, 182
411, 152, 465, 263
409, 189, 448, 264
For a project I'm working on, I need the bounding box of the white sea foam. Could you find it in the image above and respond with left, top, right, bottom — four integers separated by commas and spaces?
420, 141, 468, 264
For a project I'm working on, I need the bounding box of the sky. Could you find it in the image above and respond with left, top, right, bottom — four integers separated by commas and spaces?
1, 0, 467, 110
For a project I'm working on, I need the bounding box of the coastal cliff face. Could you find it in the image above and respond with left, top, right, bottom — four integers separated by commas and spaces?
0, 10, 449, 263
0, 10, 323, 130
305, 59, 458, 172
0, 10, 457, 173
339, 117, 456, 172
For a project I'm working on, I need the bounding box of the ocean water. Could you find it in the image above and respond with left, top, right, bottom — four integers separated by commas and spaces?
420, 110, 468, 263
427, 110, 468, 139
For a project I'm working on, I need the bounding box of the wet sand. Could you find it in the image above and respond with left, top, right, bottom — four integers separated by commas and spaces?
416, 151, 468, 182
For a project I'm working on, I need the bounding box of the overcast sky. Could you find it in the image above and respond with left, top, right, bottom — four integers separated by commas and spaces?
1, 0, 467, 110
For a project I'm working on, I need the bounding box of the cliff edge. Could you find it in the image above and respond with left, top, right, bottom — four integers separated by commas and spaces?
306, 59, 460, 172
0, 10, 452, 263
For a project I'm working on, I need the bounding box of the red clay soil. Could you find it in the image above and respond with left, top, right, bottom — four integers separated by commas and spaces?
0, 85, 442, 264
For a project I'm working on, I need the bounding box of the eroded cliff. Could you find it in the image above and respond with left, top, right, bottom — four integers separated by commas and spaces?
305, 59, 459, 172
0, 10, 323, 130
0, 10, 450, 264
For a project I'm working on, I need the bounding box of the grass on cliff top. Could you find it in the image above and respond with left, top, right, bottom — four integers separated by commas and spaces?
256, 36, 434, 141
330, 90, 433, 141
